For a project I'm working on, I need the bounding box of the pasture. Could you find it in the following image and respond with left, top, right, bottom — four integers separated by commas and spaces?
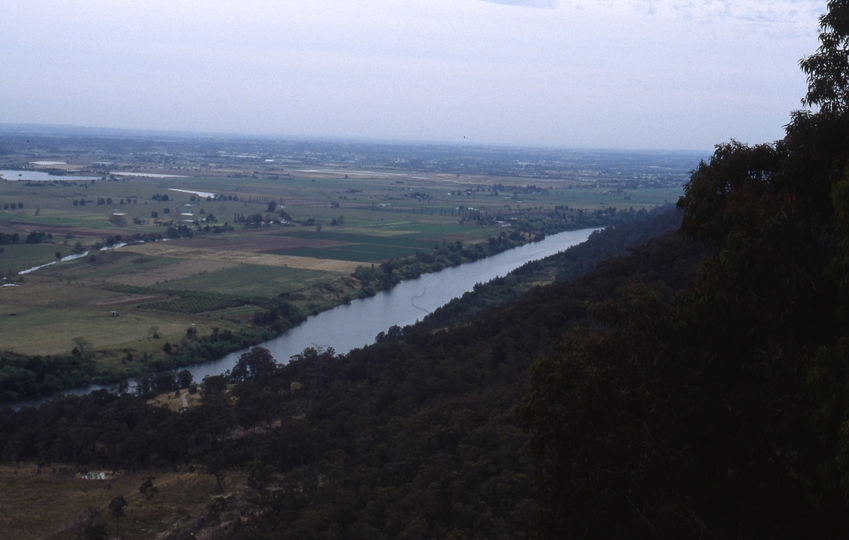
0, 275, 234, 358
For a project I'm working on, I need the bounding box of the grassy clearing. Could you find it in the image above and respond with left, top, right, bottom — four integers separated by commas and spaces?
153, 263, 342, 297
147, 386, 202, 411
0, 462, 247, 540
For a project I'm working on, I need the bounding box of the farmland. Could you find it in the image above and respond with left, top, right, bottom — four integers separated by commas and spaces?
0, 129, 701, 399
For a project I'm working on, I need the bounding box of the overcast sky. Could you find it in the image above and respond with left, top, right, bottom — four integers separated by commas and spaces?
0, 0, 826, 150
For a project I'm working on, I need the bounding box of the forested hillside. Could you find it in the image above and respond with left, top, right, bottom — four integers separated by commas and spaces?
519, 2, 849, 537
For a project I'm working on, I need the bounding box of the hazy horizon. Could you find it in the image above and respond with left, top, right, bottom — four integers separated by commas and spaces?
0, 121, 712, 155
0, 1, 826, 151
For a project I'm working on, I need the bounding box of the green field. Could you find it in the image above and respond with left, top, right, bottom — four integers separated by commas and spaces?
153, 263, 344, 297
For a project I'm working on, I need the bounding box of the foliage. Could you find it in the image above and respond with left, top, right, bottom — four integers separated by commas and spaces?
518, 3, 849, 536
0, 232, 20, 244
229, 347, 277, 381
0, 353, 98, 401
802, 0, 849, 115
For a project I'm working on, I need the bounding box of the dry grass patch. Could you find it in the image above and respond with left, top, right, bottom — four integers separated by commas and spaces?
147, 388, 202, 412
0, 463, 247, 540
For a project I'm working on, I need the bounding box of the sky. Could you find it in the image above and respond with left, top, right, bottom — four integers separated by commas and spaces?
0, 0, 827, 151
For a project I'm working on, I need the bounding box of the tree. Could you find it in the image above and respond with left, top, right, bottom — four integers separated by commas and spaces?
230, 347, 278, 381
72, 337, 92, 357
177, 369, 193, 389
152, 370, 176, 393
247, 460, 275, 502
801, 0, 849, 115
200, 374, 229, 404
108, 496, 126, 539
139, 476, 158, 500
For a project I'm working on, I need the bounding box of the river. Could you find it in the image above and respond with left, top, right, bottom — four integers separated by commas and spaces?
8, 227, 597, 409
187, 227, 598, 380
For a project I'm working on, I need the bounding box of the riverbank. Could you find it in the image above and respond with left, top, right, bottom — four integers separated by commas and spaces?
0, 208, 646, 405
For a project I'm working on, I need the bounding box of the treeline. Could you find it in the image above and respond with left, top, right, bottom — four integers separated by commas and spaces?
0, 230, 52, 245
0, 354, 99, 401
